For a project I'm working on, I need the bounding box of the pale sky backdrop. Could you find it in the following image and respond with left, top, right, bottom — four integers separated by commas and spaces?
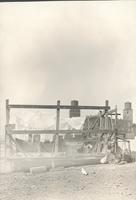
0, 1, 136, 129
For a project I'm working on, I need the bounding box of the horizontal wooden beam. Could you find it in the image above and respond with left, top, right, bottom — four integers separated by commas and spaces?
108, 113, 121, 116
8, 104, 110, 110
6, 129, 126, 135
7, 129, 85, 135
7, 129, 111, 135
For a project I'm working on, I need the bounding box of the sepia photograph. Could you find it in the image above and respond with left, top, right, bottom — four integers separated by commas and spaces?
0, 1, 136, 200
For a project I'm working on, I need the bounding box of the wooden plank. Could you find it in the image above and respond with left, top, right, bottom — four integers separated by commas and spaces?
9, 104, 110, 110
115, 105, 118, 128
5, 99, 11, 158
108, 113, 121, 116
105, 113, 109, 130
99, 113, 104, 130
54, 100, 60, 153
105, 100, 109, 111
111, 117, 114, 131
89, 118, 99, 130
128, 141, 131, 153
6, 99, 10, 124
7, 129, 84, 135
7, 129, 125, 135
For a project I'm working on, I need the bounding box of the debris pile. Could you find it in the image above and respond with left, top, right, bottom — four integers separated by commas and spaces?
100, 145, 133, 164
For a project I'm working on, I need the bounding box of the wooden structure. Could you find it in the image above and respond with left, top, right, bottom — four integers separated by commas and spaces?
82, 105, 132, 155
4, 99, 133, 171
5, 99, 110, 158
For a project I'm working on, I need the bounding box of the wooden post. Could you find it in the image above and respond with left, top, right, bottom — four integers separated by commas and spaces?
105, 100, 109, 130
5, 99, 10, 158
105, 100, 109, 111
105, 112, 108, 130
115, 105, 118, 128
54, 100, 60, 154
104, 100, 109, 145
128, 141, 131, 154
111, 115, 113, 130
6, 99, 10, 125
99, 111, 103, 130
114, 105, 118, 153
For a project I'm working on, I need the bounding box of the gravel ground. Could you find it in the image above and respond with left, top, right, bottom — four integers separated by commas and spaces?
0, 163, 136, 200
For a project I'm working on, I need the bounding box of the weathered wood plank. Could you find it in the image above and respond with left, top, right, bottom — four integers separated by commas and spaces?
7, 129, 126, 135
7, 129, 85, 135
9, 104, 110, 110
6, 99, 10, 124
54, 100, 60, 153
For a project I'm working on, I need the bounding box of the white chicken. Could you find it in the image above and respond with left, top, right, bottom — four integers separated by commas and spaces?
81, 167, 88, 175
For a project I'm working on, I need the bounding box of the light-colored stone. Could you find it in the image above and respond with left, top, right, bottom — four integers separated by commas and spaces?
30, 166, 48, 174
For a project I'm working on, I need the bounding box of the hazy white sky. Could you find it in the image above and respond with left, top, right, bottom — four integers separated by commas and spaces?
0, 1, 136, 122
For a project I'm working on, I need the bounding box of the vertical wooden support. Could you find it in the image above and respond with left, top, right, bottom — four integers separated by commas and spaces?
105, 100, 109, 111
128, 141, 131, 154
99, 111, 103, 130
105, 113, 108, 130
6, 99, 10, 125
28, 134, 32, 142
114, 105, 118, 153
111, 115, 114, 131
115, 105, 118, 128
114, 129, 118, 153
105, 100, 109, 130
54, 100, 60, 154
5, 99, 10, 158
